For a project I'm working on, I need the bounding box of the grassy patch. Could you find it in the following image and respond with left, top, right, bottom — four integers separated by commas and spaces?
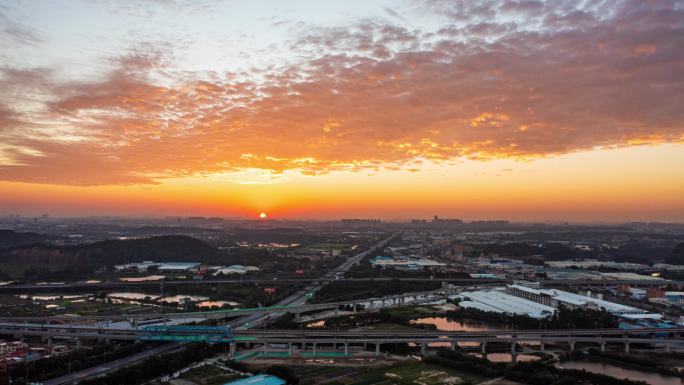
179, 365, 241, 385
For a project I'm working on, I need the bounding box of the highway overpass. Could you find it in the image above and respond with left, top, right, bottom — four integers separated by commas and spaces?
1, 323, 681, 357
0, 278, 673, 292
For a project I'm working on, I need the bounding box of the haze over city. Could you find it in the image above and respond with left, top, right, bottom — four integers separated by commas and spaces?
1, 0, 683, 221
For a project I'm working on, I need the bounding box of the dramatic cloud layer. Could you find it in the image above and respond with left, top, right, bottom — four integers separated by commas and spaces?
1, 0, 683, 185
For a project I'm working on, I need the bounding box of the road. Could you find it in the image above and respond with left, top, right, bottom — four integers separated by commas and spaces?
43, 342, 184, 385
227, 234, 394, 330
7, 325, 684, 348
0, 277, 673, 293
39, 234, 393, 384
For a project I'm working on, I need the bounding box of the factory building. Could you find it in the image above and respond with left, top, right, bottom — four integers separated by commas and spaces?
505, 285, 658, 318
459, 285, 662, 321
458, 288, 555, 319
224, 374, 285, 385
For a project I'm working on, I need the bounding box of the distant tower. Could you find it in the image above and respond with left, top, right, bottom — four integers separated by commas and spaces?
454, 244, 465, 262
421, 234, 429, 257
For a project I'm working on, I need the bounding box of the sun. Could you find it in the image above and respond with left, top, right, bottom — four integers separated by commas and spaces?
259, 212, 267, 219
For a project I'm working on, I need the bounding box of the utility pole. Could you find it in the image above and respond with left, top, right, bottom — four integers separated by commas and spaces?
160, 278, 165, 315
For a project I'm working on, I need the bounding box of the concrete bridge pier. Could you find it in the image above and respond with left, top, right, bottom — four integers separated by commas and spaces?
41, 336, 53, 345
511, 341, 517, 362
666, 343, 671, 353
420, 343, 427, 356
624, 341, 630, 353
75, 337, 81, 350
481, 342, 487, 359
288, 343, 293, 356
344, 343, 348, 355
450, 341, 457, 351
313, 343, 317, 356
295, 312, 301, 322
540, 342, 545, 351
569, 341, 575, 352
375, 343, 380, 356
600, 342, 606, 352
229, 342, 236, 358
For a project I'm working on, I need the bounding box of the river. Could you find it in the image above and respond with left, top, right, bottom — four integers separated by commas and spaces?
557, 360, 684, 385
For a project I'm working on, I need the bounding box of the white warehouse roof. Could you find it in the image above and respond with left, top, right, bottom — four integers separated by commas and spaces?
459, 289, 556, 319
508, 284, 648, 315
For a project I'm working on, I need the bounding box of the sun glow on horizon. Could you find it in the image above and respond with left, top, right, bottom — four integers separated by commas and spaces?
0, 1, 683, 222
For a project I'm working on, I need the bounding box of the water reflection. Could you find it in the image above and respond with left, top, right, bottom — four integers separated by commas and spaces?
119, 275, 166, 282
410, 317, 504, 332
557, 360, 684, 385
197, 300, 239, 308
160, 295, 208, 303
106, 292, 154, 301
104, 292, 239, 308
18, 294, 88, 301
411, 317, 508, 348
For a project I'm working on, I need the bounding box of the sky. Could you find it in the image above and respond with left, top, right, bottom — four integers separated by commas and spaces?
1, 0, 683, 221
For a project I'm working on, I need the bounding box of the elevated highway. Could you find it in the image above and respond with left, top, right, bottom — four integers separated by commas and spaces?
1, 324, 681, 357
0, 278, 672, 292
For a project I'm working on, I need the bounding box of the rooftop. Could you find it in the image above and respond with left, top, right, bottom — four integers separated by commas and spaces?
508, 284, 649, 315
224, 375, 285, 385
459, 289, 556, 319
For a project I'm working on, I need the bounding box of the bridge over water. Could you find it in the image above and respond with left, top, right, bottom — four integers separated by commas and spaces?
1, 322, 682, 359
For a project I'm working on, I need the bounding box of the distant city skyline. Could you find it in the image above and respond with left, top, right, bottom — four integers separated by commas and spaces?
1, 1, 683, 221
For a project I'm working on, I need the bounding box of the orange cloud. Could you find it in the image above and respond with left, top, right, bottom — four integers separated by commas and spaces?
1, 0, 683, 186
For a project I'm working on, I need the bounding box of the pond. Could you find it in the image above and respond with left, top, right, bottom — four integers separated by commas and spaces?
557, 360, 684, 385
18, 294, 89, 301
197, 300, 239, 308
410, 317, 506, 332
411, 316, 508, 347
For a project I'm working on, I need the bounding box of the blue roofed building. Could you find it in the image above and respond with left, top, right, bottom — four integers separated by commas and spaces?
224, 374, 286, 385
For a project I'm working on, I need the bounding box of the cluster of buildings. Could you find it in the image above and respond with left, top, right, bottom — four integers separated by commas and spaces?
114, 261, 201, 273
369, 255, 446, 271
114, 261, 260, 276
0, 341, 69, 372
458, 283, 664, 323
546, 260, 650, 271
212, 265, 260, 276
459, 256, 667, 283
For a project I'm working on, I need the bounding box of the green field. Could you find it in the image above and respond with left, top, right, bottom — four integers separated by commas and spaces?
293, 361, 488, 385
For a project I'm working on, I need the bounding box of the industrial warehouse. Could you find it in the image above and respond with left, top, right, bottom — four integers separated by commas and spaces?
458, 284, 663, 321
